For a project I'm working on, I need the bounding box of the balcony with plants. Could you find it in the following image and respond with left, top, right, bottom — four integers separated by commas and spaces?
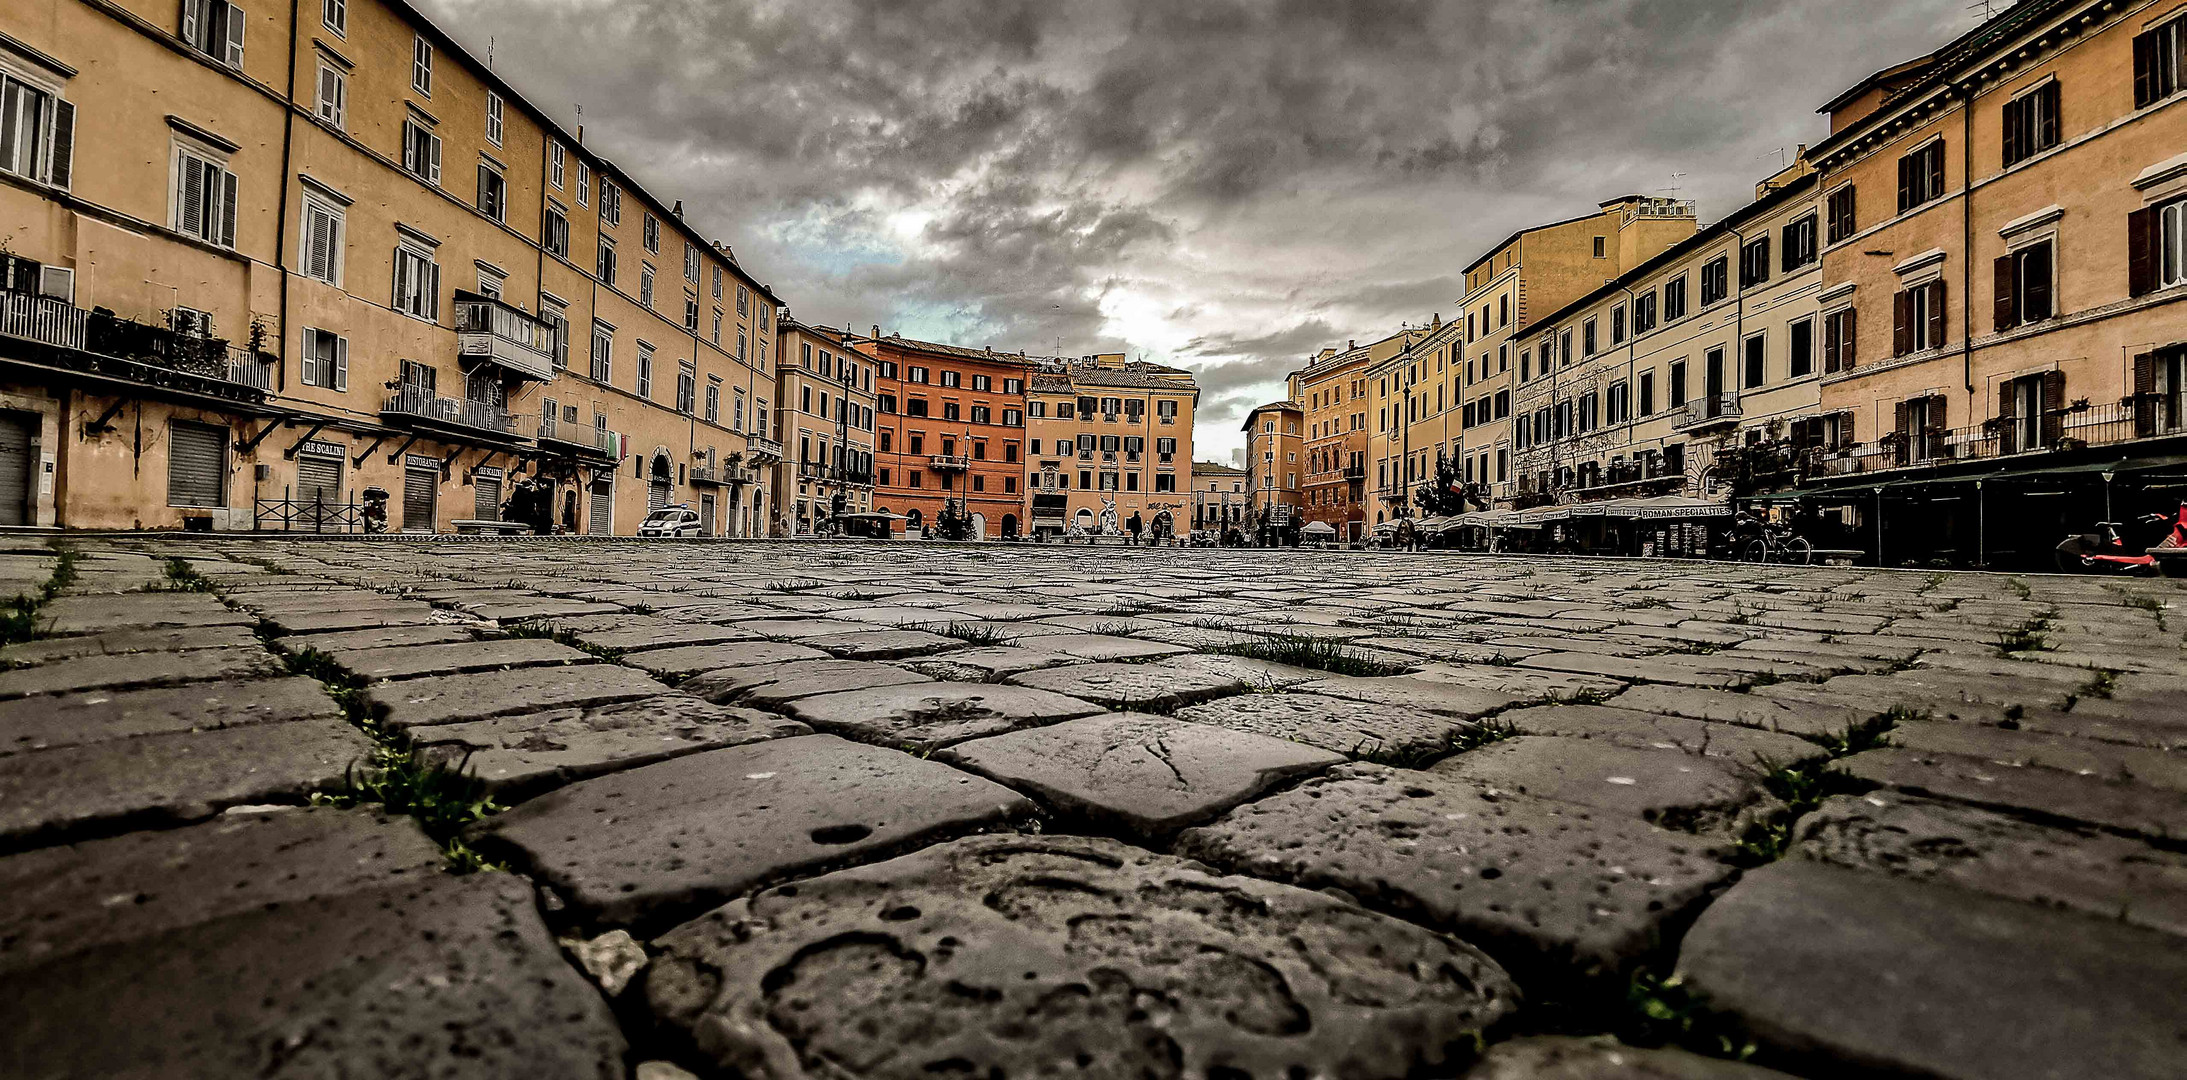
0, 289, 276, 404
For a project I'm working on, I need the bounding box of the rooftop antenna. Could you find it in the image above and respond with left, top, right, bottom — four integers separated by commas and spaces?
488, 36, 495, 69
1969, 0, 1999, 20
1658, 171, 1688, 195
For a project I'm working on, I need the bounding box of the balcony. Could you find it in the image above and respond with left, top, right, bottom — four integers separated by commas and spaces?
1799, 399, 2182, 482
1673, 393, 1741, 433
537, 414, 622, 460
382, 386, 532, 443
453, 292, 555, 381
1341, 465, 1366, 481
928, 454, 970, 472
0, 294, 276, 408
744, 435, 784, 464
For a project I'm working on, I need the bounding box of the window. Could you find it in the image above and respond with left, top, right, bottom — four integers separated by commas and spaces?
173, 147, 238, 247
595, 238, 616, 285
180, 0, 246, 68
711, 266, 723, 299
2134, 16, 2185, 108
1583, 318, 1598, 357
392, 243, 439, 320
485, 92, 504, 147
315, 63, 346, 127
476, 165, 505, 221
1632, 292, 1657, 334
1739, 236, 1771, 288
942, 403, 960, 422
549, 141, 565, 189
1743, 333, 1767, 389
1669, 359, 1688, 407
1004, 378, 1023, 394
1993, 240, 2055, 330
906, 398, 928, 417
2001, 82, 2060, 168
600, 182, 622, 226
544, 208, 569, 258
1593, 235, 1606, 258
940, 370, 960, 388
636, 345, 653, 398
411, 36, 433, 95
737, 284, 749, 316
711, 309, 722, 344
684, 297, 699, 332
299, 196, 343, 284
908, 366, 929, 384
879, 393, 896, 414
590, 321, 612, 381
2131, 198, 2187, 295
1665, 275, 1688, 320
639, 264, 654, 307
1894, 280, 1947, 355
542, 304, 568, 369
576, 161, 590, 206
1897, 141, 1945, 212
1789, 318, 1815, 378
1782, 214, 1817, 271
1701, 258, 1728, 306
1611, 305, 1627, 346
322, 0, 345, 35
1824, 308, 1858, 373
300, 328, 347, 390
1638, 371, 1655, 416
643, 213, 659, 254
402, 121, 441, 185
971, 374, 990, 391
677, 362, 696, 414
1828, 186, 1856, 244
970, 405, 991, 424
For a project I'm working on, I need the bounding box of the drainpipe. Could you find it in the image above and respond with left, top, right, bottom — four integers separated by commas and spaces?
274, 0, 300, 394
1961, 75, 1976, 398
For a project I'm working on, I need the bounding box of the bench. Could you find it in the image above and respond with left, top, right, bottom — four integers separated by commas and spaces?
451, 519, 535, 536
1807, 548, 1866, 566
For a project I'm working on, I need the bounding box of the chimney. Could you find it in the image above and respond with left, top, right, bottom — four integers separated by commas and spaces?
871, 324, 881, 339
1432, 312, 1442, 330
1348, 339, 1356, 350
672, 201, 684, 219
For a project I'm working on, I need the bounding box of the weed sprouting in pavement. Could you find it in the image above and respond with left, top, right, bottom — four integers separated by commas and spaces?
1351, 716, 1519, 769
1614, 969, 1760, 1062
935, 622, 1021, 647
1213, 635, 1410, 677
1994, 612, 2054, 657
155, 557, 218, 592
500, 619, 625, 661
0, 547, 76, 646
1725, 709, 1902, 867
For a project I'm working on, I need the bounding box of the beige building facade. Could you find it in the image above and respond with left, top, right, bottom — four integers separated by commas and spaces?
0, 0, 780, 535
1024, 355, 1194, 538
774, 320, 875, 535
1241, 400, 1303, 531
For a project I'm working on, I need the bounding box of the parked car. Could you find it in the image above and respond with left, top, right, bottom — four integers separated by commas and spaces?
637, 505, 703, 538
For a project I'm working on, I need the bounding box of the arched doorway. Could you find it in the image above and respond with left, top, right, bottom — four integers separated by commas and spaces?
969, 512, 986, 541
1074, 508, 1094, 533
648, 454, 673, 510
1151, 510, 1173, 539
999, 514, 1019, 539
905, 508, 924, 535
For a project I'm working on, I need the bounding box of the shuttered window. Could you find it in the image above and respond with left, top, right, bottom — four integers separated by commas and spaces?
174, 149, 238, 248
180, 0, 245, 68
392, 245, 439, 320
167, 421, 227, 508
300, 198, 342, 284
1896, 142, 1946, 213
300, 328, 347, 389
2134, 17, 2184, 109
1993, 241, 2054, 332
402, 121, 441, 184
0, 75, 73, 190
315, 64, 345, 126
2001, 82, 2060, 168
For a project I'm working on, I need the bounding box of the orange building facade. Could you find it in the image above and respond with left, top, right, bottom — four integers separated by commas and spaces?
854, 331, 1028, 539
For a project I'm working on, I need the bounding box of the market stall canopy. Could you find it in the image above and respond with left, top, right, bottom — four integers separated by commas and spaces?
1300, 521, 1338, 535
1414, 517, 1451, 532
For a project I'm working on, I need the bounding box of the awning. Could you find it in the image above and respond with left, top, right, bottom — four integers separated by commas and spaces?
1608, 495, 1735, 519
1974, 453, 2187, 484
1301, 521, 1337, 535
1415, 517, 1451, 532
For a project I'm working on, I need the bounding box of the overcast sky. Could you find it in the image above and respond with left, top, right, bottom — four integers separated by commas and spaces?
421, 0, 1972, 461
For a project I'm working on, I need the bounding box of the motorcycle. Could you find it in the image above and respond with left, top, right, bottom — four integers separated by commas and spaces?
2054, 502, 2187, 575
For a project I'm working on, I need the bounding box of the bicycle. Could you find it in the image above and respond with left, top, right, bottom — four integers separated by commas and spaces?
1739, 521, 1813, 565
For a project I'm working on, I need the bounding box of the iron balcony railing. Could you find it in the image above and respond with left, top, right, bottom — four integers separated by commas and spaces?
745, 435, 784, 462
1674, 393, 1741, 431
1799, 398, 2187, 481
0, 290, 87, 350
227, 348, 274, 390
537, 413, 619, 458
453, 292, 555, 381
928, 454, 970, 471
382, 385, 531, 439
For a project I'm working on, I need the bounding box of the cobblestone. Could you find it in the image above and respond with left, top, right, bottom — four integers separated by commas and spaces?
5, 538, 2182, 1079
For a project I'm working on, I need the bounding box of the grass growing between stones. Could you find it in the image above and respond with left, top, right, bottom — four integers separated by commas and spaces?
0, 546, 77, 647
153, 557, 218, 592
934, 622, 1021, 647
1351, 717, 1519, 769
1212, 635, 1411, 677
270, 638, 509, 873
501, 620, 626, 661
1724, 710, 1902, 867
1994, 613, 2054, 657
1611, 970, 1760, 1061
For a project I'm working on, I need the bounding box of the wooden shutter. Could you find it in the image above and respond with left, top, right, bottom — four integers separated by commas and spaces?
219, 170, 238, 247
2023, 244, 2052, 321
2037, 82, 2060, 150
1841, 307, 1856, 369
427, 133, 442, 184
1897, 155, 1912, 212
1993, 255, 2018, 332
1823, 311, 1842, 373
1926, 281, 1947, 351
2134, 352, 2159, 436
2040, 370, 2066, 447
1996, 379, 2018, 455
1926, 145, 1944, 201
1893, 290, 1912, 356
2128, 207, 2159, 297
2136, 32, 2159, 108
178, 157, 206, 239
2001, 97, 2022, 166
181, 0, 201, 47
223, 1, 245, 66
1893, 400, 1912, 464
333, 335, 348, 391
46, 100, 72, 189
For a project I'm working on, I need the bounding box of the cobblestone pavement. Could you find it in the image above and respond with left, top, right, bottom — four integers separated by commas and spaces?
2, 539, 2184, 1079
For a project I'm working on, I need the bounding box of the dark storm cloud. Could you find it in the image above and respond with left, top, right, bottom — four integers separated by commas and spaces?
420, 0, 1970, 452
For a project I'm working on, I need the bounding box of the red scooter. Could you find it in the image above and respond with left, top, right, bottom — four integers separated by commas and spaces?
2054, 502, 2187, 575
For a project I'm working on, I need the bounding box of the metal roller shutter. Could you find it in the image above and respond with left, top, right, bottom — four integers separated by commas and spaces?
473, 467, 502, 521
0, 412, 35, 527
588, 477, 612, 535
295, 452, 343, 531
167, 421, 227, 508
403, 464, 438, 533
647, 479, 670, 511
